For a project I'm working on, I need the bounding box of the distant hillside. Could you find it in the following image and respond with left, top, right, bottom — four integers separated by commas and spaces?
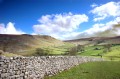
65, 36, 120, 45
0, 34, 64, 53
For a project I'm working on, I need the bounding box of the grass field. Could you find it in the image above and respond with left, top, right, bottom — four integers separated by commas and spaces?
1, 40, 120, 79
15, 42, 75, 56
2, 53, 19, 57
42, 42, 75, 55
1, 34, 120, 79
5, 43, 120, 60
104, 45, 120, 61
79, 45, 120, 61
45, 61, 120, 79
79, 45, 104, 56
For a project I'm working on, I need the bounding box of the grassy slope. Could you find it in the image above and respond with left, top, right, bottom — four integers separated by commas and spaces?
79, 45, 120, 61
79, 45, 104, 56
16, 42, 75, 56
104, 45, 120, 60
2, 53, 19, 57
44, 43, 75, 55
45, 61, 120, 79
0, 34, 64, 55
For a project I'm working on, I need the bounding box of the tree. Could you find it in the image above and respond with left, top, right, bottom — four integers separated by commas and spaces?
104, 44, 112, 52
68, 47, 78, 56
103, 49, 108, 53
66, 45, 85, 55
35, 48, 49, 56
77, 45, 84, 53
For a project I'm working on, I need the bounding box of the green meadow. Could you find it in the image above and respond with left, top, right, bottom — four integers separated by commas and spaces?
44, 44, 120, 79
45, 61, 120, 79
2, 38, 120, 79
79, 44, 120, 61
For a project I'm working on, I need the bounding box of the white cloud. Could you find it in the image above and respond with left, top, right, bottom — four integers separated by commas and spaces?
0, 22, 25, 34
85, 23, 105, 34
90, 1, 120, 21
75, 17, 120, 39
33, 12, 88, 40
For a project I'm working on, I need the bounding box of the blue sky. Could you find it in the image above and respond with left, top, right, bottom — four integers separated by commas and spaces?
0, 0, 120, 40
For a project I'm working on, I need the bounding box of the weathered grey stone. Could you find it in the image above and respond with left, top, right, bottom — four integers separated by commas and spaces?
0, 56, 103, 79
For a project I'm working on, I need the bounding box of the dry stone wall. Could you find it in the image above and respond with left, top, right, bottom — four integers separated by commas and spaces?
0, 56, 103, 79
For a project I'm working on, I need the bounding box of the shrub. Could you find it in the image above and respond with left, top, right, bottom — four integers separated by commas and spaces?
66, 45, 85, 56
68, 47, 78, 55
94, 48, 101, 50
64, 47, 77, 56
35, 48, 49, 56
103, 44, 112, 52
77, 45, 85, 52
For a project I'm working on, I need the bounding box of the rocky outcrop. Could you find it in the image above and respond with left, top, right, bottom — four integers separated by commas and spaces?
0, 56, 103, 79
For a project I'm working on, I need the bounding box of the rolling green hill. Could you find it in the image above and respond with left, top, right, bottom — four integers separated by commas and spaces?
1, 34, 120, 57
65, 36, 120, 61
0, 34, 64, 54
65, 36, 120, 46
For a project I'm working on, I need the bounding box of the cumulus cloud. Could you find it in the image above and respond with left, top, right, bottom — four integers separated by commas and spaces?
74, 17, 120, 39
90, 1, 120, 21
33, 12, 88, 40
0, 22, 25, 34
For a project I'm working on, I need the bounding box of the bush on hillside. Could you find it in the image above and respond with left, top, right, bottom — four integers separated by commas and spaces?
68, 47, 78, 55
94, 48, 101, 50
77, 45, 85, 52
35, 48, 49, 56
103, 44, 112, 53
66, 45, 85, 56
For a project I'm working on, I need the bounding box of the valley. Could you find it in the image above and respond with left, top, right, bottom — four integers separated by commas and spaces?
0, 34, 120, 79
0, 34, 120, 61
